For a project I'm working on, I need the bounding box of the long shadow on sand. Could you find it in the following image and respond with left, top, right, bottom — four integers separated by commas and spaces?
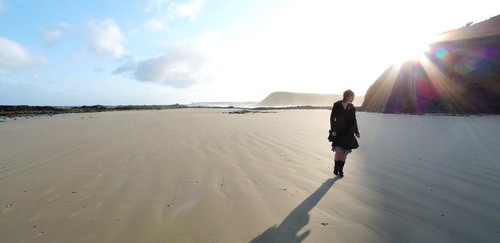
250, 177, 339, 243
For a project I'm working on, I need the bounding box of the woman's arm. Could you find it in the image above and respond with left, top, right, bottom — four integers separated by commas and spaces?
330, 102, 339, 130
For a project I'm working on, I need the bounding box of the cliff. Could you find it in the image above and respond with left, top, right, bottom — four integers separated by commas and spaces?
362, 15, 500, 114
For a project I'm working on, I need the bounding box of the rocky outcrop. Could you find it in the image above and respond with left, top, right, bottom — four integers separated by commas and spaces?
362, 15, 500, 114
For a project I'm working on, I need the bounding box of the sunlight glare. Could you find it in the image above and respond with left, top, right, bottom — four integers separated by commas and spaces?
392, 37, 432, 64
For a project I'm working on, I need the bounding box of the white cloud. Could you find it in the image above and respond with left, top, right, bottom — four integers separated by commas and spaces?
40, 20, 125, 60
85, 19, 126, 59
166, 0, 205, 20
41, 22, 72, 44
0, 37, 46, 68
144, 18, 168, 32
146, 0, 204, 19
144, 0, 167, 13
112, 60, 137, 75
113, 37, 212, 88
143, 0, 205, 33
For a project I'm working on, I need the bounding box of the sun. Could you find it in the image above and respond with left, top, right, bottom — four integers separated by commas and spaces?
392, 37, 432, 64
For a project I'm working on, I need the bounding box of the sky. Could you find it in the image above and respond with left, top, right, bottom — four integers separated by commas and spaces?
0, 0, 499, 105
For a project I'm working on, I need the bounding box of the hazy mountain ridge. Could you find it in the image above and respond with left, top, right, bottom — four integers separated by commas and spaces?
362, 15, 500, 114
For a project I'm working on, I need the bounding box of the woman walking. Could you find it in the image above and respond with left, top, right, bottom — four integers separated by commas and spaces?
329, 89, 360, 177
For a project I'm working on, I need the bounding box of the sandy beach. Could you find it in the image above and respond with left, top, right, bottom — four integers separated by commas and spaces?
1, 109, 499, 242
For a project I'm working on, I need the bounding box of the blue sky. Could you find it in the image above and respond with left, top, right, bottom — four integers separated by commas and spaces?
1, 0, 499, 105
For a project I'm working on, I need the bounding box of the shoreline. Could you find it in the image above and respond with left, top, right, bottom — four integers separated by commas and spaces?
1, 104, 498, 121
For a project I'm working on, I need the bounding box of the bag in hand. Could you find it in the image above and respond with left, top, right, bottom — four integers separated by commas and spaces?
327, 129, 335, 142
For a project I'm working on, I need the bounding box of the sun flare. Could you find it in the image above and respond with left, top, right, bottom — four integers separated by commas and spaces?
392, 38, 432, 64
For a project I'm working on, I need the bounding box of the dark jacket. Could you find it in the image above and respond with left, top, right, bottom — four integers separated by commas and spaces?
330, 100, 359, 150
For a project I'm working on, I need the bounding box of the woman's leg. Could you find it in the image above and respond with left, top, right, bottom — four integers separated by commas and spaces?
333, 151, 346, 175
335, 152, 347, 177
335, 152, 347, 161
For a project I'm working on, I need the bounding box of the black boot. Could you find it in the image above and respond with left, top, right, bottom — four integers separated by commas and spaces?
333, 160, 340, 175
338, 161, 345, 177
